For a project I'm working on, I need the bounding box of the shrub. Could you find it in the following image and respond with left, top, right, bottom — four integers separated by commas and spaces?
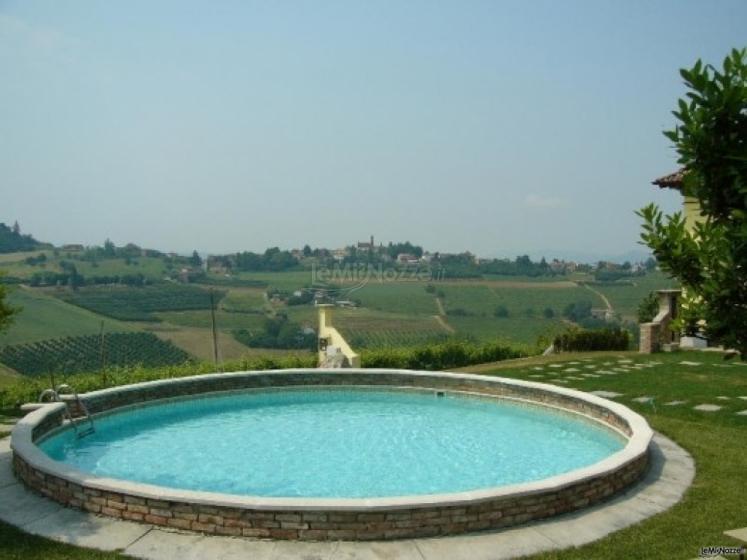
543, 307, 555, 319
494, 305, 509, 318
553, 327, 630, 352
0, 354, 317, 409
361, 339, 525, 370
562, 300, 593, 322
637, 292, 660, 323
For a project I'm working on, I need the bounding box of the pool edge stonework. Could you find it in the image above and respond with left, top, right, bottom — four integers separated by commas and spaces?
11, 369, 653, 541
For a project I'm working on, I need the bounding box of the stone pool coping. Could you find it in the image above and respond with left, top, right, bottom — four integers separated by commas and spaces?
10, 369, 654, 540
0, 433, 695, 559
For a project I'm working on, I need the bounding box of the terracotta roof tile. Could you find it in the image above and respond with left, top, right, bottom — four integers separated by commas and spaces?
652, 169, 685, 189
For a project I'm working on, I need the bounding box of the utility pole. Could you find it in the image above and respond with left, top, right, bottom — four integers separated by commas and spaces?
209, 289, 219, 369
99, 320, 107, 383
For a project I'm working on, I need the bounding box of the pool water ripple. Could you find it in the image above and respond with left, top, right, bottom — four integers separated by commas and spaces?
40, 389, 624, 498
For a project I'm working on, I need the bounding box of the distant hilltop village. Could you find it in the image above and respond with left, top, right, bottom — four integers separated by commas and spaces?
1, 222, 654, 285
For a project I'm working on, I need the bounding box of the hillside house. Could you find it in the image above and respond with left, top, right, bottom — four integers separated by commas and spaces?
332, 248, 349, 261
396, 253, 420, 265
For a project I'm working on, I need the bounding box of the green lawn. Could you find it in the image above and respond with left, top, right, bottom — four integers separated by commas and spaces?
460, 350, 747, 559
0, 522, 123, 560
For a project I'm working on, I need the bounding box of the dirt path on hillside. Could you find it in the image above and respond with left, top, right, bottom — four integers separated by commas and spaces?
448, 279, 578, 289
434, 314, 455, 334
583, 283, 613, 312
435, 297, 446, 316
433, 297, 455, 333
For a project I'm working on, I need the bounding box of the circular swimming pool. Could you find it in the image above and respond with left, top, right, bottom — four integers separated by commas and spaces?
11, 369, 652, 540
39, 388, 626, 499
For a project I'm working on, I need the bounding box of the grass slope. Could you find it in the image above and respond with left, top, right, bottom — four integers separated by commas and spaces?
0, 288, 136, 345
460, 350, 747, 559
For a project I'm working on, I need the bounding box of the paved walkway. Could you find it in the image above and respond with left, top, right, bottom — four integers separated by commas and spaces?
0, 433, 694, 560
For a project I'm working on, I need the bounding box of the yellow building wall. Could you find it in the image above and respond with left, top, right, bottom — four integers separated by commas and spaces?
317, 306, 361, 368
683, 196, 702, 232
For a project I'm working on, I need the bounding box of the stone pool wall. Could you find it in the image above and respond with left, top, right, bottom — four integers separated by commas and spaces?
11, 369, 652, 541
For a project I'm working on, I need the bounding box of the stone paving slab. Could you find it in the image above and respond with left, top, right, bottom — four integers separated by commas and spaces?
632, 396, 654, 403
0, 433, 695, 560
693, 404, 722, 412
736, 410, 747, 416
414, 526, 557, 560
664, 400, 687, 406
0, 481, 65, 527
332, 540, 424, 560
590, 391, 623, 398
723, 527, 747, 543
23, 507, 152, 551
124, 530, 210, 560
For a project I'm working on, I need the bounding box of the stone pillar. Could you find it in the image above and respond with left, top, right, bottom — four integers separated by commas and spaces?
639, 323, 661, 354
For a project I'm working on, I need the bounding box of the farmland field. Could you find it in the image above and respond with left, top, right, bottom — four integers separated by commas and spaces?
352, 283, 439, 315
591, 272, 679, 320
213, 271, 309, 291
445, 315, 566, 347
143, 324, 312, 362
0, 250, 54, 264
0, 253, 169, 281
334, 309, 447, 348
69, 256, 168, 279
219, 288, 267, 313
0, 261, 677, 372
55, 284, 224, 321
439, 284, 600, 316
155, 309, 268, 331
0, 288, 136, 345
0, 332, 191, 376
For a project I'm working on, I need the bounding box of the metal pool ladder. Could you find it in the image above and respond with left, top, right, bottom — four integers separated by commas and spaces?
39, 384, 95, 438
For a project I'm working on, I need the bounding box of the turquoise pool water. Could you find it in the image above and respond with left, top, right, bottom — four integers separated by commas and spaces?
40, 389, 625, 498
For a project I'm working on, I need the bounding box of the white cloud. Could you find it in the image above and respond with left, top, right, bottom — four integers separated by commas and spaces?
524, 193, 565, 209
0, 13, 82, 60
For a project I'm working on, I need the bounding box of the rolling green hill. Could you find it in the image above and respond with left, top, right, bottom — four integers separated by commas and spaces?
0, 287, 136, 345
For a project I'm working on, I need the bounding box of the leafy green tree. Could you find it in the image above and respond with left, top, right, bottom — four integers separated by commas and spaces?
190, 250, 202, 267
638, 48, 747, 356
494, 305, 509, 318
563, 300, 593, 322
637, 292, 660, 323
0, 274, 18, 333
103, 238, 116, 257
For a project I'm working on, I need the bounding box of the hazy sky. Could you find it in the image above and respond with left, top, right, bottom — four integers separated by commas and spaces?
1, 1, 745, 258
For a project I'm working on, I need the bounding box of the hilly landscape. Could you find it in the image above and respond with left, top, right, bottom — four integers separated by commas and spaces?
0, 223, 676, 386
